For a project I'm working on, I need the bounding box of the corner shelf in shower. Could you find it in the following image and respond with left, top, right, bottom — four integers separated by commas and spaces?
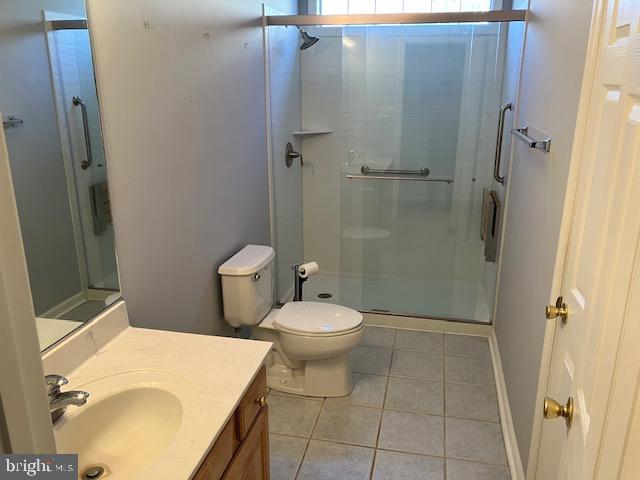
292, 129, 334, 136
341, 227, 391, 240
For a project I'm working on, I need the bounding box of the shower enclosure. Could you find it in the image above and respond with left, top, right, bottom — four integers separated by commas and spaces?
44, 13, 119, 296
265, 8, 525, 324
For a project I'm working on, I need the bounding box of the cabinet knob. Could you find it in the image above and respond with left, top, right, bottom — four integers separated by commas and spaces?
256, 396, 266, 407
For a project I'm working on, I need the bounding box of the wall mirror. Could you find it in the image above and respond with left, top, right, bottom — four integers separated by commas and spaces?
0, 0, 120, 351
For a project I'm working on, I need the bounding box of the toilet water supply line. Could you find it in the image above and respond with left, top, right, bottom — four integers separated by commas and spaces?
292, 262, 319, 301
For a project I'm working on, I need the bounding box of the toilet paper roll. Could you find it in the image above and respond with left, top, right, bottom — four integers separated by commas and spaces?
297, 261, 319, 279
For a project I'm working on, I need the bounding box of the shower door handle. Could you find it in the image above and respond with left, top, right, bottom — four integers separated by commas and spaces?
72, 96, 93, 170
493, 102, 512, 184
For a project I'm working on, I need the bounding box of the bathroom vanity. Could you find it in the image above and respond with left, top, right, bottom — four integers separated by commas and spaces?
193, 367, 268, 480
43, 302, 272, 479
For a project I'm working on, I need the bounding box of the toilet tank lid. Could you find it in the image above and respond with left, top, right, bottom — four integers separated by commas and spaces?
218, 245, 275, 276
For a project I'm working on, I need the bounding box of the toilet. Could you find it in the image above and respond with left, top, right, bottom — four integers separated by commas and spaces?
218, 245, 364, 397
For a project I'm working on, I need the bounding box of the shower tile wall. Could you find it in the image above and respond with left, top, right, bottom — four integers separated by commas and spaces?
268, 19, 303, 303
301, 30, 345, 275
298, 25, 505, 319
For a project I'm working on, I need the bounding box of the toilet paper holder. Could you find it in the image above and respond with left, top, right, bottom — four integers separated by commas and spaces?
292, 261, 319, 301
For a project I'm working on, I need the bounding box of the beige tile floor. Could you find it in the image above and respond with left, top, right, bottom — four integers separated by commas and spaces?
268, 327, 510, 480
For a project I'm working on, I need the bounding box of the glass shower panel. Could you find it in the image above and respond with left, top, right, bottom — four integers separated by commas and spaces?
296, 22, 522, 322
76, 28, 119, 290
46, 21, 119, 292
265, 10, 303, 304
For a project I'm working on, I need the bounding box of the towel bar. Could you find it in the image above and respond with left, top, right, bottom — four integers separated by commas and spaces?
346, 174, 453, 183
2, 116, 24, 129
512, 127, 551, 153
361, 165, 430, 177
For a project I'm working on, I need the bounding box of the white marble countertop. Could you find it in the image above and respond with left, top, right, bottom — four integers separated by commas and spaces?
56, 325, 271, 479
36, 317, 82, 351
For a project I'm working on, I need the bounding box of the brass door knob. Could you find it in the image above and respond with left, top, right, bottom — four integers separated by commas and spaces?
544, 396, 573, 428
545, 297, 568, 322
256, 396, 266, 407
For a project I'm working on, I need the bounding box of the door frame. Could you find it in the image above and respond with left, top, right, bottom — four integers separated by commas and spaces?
523, 0, 613, 476
0, 109, 56, 453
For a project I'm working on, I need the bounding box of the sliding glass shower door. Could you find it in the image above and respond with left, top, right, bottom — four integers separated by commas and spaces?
268, 19, 524, 323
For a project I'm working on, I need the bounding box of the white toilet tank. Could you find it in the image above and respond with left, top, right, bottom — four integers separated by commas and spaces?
218, 245, 275, 328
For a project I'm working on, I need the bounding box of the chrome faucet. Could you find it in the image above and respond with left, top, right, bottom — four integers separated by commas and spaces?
45, 375, 89, 424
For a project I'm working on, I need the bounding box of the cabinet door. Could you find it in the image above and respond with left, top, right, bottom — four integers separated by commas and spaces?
193, 417, 238, 480
223, 406, 270, 480
237, 366, 267, 439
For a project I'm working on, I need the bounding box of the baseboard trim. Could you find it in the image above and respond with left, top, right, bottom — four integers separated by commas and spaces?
39, 291, 85, 319
364, 312, 493, 336
489, 330, 525, 480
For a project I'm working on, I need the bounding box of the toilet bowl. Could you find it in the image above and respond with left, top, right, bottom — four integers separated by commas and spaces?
218, 245, 364, 397
253, 302, 363, 397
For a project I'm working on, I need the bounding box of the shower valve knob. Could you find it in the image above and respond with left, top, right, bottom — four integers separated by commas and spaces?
285, 142, 303, 167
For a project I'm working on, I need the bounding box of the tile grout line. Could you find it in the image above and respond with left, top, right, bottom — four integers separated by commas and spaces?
377, 371, 496, 388
443, 340, 448, 480
374, 446, 511, 468
368, 327, 396, 479
280, 330, 501, 478
373, 445, 511, 468
293, 396, 325, 480
391, 345, 491, 360
279, 435, 510, 469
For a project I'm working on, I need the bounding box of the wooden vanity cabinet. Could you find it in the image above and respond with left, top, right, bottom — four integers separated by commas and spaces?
222, 408, 269, 480
193, 367, 269, 480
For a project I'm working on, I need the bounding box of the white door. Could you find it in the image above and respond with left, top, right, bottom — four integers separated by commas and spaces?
535, 0, 640, 478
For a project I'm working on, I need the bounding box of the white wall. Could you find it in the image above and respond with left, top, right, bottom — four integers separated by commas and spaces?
87, 0, 297, 335
0, 0, 86, 314
494, 0, 593, 469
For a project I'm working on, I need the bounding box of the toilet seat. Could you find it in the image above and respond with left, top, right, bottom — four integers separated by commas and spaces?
275, 323, 363, 337
274, 302, 363, 337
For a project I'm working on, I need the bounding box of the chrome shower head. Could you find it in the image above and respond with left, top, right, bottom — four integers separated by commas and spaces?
296, 25, 319, 50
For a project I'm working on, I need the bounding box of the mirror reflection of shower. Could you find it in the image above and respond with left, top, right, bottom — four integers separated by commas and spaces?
295, 25, 319, 50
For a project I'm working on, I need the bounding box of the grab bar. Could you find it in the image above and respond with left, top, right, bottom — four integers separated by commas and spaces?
361, 165, 430, 177
512, 127, 551, 153
72, 96, 92, 169
493, 103, 512, 184
346, 174, 453, 184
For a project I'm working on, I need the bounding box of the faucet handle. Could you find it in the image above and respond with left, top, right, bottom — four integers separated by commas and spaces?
49, 391, 89, 411
45, 375, 68, 396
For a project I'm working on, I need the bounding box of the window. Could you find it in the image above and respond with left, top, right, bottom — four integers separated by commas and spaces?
319, 0, 494, 14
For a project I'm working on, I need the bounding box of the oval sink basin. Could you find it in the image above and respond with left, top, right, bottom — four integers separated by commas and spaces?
54, 370, 199, 479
